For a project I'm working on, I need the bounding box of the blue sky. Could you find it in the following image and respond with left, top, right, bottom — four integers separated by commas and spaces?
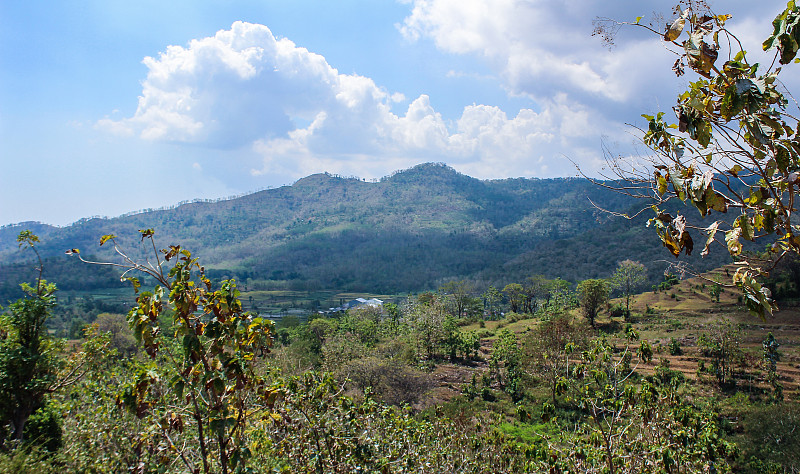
0, 0, 779, 226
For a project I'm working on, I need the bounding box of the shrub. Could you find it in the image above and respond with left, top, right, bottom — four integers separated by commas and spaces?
340, 357, 434, 406
23, 403, 62, 453
668, 337, 683, 356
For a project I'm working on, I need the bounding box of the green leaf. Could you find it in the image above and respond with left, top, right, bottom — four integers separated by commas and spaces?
763, 3, 800, 64
764, 209, 776, 233
99, 234, 116, 246
721, 84, 743, 120
173, 379, 185, 400
706, 189, 728, 213
138, 228, 155, 241
214, 378, 225, 395
736, 215, 755, 241
734, 269, 776, 320
124, 277, 141, 294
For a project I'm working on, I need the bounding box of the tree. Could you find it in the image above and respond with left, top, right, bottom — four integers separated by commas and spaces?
577, 279, 610, 328
0, 279, 60, 446
482, 286, 502, 320
698, 319, 742, 385
94, 313, 137, 356
564, 337, 736, 473
762, 332, 783, 400
489, 329, 522, 400
522, 275, 549, 314
610, 260, 646, 319
591, 2, 800, 319
404, 297, 454, 361
544, 277, 573, 312
709, 281, 722, 302
525, 314, 590, 404
69, 230, 275, 474
0, 232, 102, 449
439, 280, 480, 318
502, 283, 524, 313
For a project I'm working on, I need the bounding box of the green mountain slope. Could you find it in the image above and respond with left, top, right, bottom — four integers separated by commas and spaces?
0, 163, 730, 296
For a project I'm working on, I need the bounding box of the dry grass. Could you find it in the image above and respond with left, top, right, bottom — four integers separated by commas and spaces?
454, 264, 800, 400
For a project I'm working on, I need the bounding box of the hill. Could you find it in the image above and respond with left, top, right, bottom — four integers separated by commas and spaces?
0, 163, 732, 298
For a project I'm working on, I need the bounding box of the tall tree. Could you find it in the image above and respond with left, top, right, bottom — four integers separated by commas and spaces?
0, 232, 99, 448
522, 275, 549, 314
611, 260, 646, 319
0, 282, 59, 445
502, 283, 524, 313
525, 314, 590, 404
577, 279, 610, 328
438, 280, 478, 318
482, 286, 502, 320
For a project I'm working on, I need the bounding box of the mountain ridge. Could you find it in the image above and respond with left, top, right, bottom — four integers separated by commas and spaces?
0, 163, 730, 295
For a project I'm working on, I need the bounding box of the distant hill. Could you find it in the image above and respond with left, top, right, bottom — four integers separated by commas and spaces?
0, 163, 732, 298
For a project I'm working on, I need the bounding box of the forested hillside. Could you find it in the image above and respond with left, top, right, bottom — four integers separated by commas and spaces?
0, 163, 731, 299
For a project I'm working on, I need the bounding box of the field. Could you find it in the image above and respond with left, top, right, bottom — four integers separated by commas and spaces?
427, 265, 800, 411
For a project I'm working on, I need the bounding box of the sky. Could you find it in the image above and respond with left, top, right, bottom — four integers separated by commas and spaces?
0, 0, 783, 226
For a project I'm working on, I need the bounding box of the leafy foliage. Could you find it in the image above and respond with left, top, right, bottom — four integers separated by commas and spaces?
562, 338, 737, 473
524, 314, 589, 404
72, 230, 276, 474
0, 233, 104, 452
577, 279, 610, 328
610, 260, 646, 318
597, 2, 800, 319
698, 319, 742, 385
0, 280, 60, 447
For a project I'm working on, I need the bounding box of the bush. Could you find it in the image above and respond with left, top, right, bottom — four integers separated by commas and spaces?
481, 387, 496, 402
340, 357, 434, 406
668, 337, 682, 356
0, 447, 55, 474
651, 358, 685, 387
23, 403, 62, 453
738, 403, 800, 472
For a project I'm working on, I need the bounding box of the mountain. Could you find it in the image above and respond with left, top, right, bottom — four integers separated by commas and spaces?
0, 163, 731, 297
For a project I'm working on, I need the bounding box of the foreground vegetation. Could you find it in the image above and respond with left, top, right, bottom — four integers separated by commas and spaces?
3, 1, 800, 471
1, 230, 798, 473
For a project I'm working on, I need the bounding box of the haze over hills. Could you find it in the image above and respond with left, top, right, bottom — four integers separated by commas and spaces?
0, 163, 731, 297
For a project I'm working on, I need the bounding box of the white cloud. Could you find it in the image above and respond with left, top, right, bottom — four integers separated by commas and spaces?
101, 20, 625, 181
98, 3, 776, 185
397, 0, 776, 176
399, 0, 635, 102
100, 21, 342, 147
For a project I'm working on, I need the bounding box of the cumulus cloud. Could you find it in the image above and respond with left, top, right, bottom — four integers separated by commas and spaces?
99, 2, 776, 183
400, 0, 636, 102
100, 22, 342, 147
100, 20, 619, 179
400, 0, 768, 101
397, 0, 778, 175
